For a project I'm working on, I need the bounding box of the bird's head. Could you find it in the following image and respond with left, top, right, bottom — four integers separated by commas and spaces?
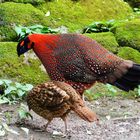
17, 35, 34, 57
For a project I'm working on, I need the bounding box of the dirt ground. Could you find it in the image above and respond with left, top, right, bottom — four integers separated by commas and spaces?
0, 96, 140, 140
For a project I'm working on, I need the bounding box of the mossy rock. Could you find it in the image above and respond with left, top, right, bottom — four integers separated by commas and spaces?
0, 42, 49, 84
117, 47, 140, 63
1, 0, 45, 5
85, 32, 119, 53
0, 2, 48, 41
37, 0, 132, 32
113, 19, 140, 51
124, 0, 140, 8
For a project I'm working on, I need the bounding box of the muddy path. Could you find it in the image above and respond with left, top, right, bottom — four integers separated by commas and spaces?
0, 97, 140, 140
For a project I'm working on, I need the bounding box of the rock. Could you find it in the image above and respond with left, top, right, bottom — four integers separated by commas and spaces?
124, 0, 140, 8
1, 0, 45, 5
113, 19, 140, 51
37, 0, 132, 32
0, 2, 48, 41
85, 32, 119, 53
52, 130, 63, 136
117, 47, 140, 63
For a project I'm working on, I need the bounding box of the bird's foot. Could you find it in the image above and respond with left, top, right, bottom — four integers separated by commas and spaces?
39, 124, 49, 132
94, 115, 100, 126
92, 112, 100, 125
61, 130, 71, 138
39, 120, 52, 132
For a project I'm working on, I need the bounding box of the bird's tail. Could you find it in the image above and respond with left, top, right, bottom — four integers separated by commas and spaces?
113, 64, 140, 91
72, 105, 98, 122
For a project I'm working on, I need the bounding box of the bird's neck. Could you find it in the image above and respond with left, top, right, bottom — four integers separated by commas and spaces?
32, 34, 60, 76
32, 34, 58, 59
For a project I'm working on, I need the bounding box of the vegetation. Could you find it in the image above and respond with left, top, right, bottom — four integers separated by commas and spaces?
3, 0, 45, 5
0, 2, 48, 41
0, 42, 48, 84
117, 47, 140, 63
15, 25, 59, 41
37, 0, 132, 32
124, 0, 140, 8
0, 0, 140, 138
83, 20, 117, 33
0, 79, 33, 104
113, 19, 140, 51
85, 32, 119, 53
85, 83, 140, 101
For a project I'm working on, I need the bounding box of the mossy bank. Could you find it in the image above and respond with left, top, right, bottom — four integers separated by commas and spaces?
0, 0, 140, 87
85, 32, 119, 53
117, 47, 140, 63
113, 19, 140, 51
0, 0, 132, 41
37, 0, 132, 32
0, 42, 48, 84
0, 2, 48, 41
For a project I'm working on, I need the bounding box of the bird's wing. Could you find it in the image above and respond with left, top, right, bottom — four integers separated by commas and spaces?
74, 34, 133, 83
53, 35, 98, 83
29, 82, 70, 109
53, 34, 138, 91
53, 34, 130, 84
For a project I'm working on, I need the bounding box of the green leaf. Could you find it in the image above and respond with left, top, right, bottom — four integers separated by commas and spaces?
0, 80, 4, 85
14, 26, 22, 36
5, 86, 16, 95
106, 84, 117, 93
24, 84, 33, 91
3, 123, 19, 135
15, 82, 23, 89
3, 79, 12, 86
15, 24, 59, 41
138, 88, 140, 96
17, 90, 25, 97
29, 24, 43, 29
18, 110, 27, 119
18, 103, 32, 120
0, 79, 33, 103
21, 127, 29, 135
0, 97, 10, 104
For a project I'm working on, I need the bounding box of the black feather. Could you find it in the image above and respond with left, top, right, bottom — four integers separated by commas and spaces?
112, 64, 140, 91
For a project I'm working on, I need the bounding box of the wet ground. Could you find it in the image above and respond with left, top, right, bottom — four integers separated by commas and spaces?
0, 96, 140, 140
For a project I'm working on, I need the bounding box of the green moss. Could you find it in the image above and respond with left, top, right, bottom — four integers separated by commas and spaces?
85, 32, 119, 53
37, 0, 132, 32
0, 42, 49, 84
114, 19, 140, 51
117, 47, 140, 63
3, 0, 45, 5
0, 2, 48, 41
0, 0, 133, 40
124, 0, 140, 8
85, 82, 138, 101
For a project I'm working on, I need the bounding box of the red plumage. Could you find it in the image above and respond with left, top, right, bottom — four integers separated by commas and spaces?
17, 34, 140, 95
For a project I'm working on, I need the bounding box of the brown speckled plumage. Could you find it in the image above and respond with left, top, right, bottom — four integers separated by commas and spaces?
26, 81, 98, 132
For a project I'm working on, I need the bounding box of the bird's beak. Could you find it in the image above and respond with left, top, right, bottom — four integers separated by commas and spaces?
17, 45, 28, 57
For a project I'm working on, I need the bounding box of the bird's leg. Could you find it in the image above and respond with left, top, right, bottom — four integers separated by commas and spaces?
61, 116, 68, 134
41, 119, 52, 131
44, 120, 52, 130
82, 94, 85, 102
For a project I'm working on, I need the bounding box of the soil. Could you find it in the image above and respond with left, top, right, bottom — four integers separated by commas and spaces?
0, 96, 140, 140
